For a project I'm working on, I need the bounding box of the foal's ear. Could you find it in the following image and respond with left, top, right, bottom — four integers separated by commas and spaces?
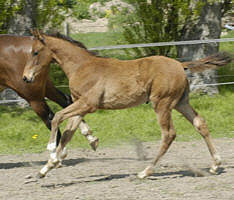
52, 52, 62, 65
31, 29, 45, 44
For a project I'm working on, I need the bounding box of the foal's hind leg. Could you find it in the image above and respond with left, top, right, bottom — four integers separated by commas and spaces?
138, 101, 176, 178
175, 100, 221, 174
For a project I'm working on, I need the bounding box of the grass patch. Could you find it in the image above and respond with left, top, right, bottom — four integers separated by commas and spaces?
72, 31, 135, 60
0, 90, 233, 154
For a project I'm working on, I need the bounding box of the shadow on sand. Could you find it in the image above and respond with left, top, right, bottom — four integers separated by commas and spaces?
40, 167, 225, 189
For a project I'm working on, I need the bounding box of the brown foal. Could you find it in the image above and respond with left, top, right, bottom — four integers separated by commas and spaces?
23, 31, 231, 178
0, 35, 98, 160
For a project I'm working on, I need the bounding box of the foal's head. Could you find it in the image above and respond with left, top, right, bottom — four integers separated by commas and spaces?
23, 30, 59, 83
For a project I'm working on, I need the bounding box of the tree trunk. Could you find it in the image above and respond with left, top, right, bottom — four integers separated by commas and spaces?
178, 2, 222, 95
8, 0, 37, 35
1, 0, 37, 106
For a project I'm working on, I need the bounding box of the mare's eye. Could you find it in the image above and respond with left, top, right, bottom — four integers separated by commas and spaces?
33, 51, 38, 56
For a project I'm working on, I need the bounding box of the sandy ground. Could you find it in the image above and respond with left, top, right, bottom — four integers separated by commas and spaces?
0, 138, 233, 200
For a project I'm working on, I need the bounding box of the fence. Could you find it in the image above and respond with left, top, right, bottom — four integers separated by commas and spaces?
0, 37, 233, 105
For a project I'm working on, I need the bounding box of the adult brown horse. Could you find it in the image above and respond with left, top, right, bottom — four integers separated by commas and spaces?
0, 35, 98, 159
23, 31, 231, 179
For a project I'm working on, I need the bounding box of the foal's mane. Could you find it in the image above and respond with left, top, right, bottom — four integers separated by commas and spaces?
46, 32, 100, 57
47, 32, 88, 49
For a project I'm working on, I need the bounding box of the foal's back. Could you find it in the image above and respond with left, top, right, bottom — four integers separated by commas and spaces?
96, 55, 187, 92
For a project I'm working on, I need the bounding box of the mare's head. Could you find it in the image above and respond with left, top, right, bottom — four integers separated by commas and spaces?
22, 30, 60, 83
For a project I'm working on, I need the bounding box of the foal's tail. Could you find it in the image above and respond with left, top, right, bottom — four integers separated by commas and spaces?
182, 52, 232, 73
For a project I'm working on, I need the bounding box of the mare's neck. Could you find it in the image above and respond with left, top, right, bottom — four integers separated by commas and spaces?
46, 36, 93, 78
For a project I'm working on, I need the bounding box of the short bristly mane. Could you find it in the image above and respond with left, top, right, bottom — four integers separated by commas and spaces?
46, 32, 104, 57
47, 32, 88, 50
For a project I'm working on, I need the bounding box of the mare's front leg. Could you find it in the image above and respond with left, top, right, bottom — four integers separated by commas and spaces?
30, 100, 68, 165
29, 100, 62, 146
39, 98, 97, 178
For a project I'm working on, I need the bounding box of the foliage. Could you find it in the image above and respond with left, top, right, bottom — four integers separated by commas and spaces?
121, 0, 233, 57
0, 0, 22, 33
121, 0, 190, 57
36, 0, 69, 30
107, 7, 132, 31
71, 1, 92, 20
70, 0, 112, 20
0, 0, 72, 34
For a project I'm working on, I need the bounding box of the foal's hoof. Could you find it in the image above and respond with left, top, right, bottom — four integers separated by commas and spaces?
209, 165, 219, 175
137, 166, 154, 179
36, 172, 46, 179
90, 137, 99, 151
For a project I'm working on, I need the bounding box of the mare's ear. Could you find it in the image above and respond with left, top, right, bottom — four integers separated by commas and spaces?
31, 29, 45, 44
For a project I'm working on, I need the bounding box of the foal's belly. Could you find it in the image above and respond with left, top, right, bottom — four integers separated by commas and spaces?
100, 88, 148, 110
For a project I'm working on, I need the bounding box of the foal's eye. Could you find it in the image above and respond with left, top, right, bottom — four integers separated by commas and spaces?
33, 51, 38, 56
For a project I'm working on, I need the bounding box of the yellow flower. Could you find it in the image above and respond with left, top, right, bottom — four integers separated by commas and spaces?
32, 134, 38, 139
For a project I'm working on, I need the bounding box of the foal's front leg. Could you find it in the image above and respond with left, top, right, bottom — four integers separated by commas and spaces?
45, 83, 99, 151
39, 116, 82, 178
47, 99, 99, 154
39, 99, 97, 178
46, 117, 99, 157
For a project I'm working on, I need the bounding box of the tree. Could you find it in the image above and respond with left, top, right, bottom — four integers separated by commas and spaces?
178, 0, 232, 94
0, 0, 22, 34
123, 0, 194, 57
122, 0, 232, 94
0, 0, 71, 34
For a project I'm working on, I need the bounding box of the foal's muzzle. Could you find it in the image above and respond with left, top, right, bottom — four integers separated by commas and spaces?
23, 76, 33, 83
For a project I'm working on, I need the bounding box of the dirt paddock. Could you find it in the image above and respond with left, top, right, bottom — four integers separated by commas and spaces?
0, 138, 233, 200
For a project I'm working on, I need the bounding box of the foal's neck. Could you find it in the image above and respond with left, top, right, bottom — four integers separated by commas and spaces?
46, 36, 94, 78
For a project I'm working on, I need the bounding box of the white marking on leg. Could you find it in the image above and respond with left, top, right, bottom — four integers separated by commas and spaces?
50, 152, 57, 160
210, 154, 221, 174
210, 165, 219, 174
79, 121, 97, 143
40, 165, 49, 175
79, 121, 90, 135
193, 116, 202, 128
60, 147, 68, 160
47, 142, 56, 152
214, 153, 222, 165
87, 135, 96, 143
137, 166, 154, 179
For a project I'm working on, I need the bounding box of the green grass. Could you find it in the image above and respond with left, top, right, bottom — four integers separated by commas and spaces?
0, 90, 233, 154
72, 32, 135, 60
0, 30, 233, 154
